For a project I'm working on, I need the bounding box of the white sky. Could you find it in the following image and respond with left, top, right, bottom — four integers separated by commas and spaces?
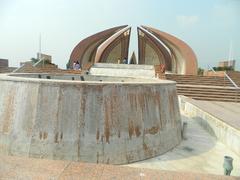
0, 0, 239, 70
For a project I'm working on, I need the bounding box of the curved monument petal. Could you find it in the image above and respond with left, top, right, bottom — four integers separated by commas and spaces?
137, 27, 172, 71
142, 26, 198, 75
95, 26, 131, 64
69, 25, 128, 69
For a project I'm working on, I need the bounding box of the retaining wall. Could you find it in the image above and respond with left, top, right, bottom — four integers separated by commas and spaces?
0, 74, 181, 164
179, 96, 240, 156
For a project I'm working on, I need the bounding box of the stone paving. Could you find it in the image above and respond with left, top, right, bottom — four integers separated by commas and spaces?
0, 155, 237, 179
188, 100, 240, 130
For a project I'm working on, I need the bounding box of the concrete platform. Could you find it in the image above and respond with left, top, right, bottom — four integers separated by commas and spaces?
179, 96, 240, 156
128, 113, 240, 176
89, 63, 156, 79
180, 97, 240, 130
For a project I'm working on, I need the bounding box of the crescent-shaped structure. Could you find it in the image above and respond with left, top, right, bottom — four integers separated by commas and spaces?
141, 26, 198, 75
69, 25, 131, 69
69, 25, 198, 74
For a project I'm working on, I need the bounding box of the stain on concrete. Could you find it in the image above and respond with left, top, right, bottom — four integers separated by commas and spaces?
145, 126, 159, 135
2, 89, 15, 134
128, 119, 134, 139
55, 132, 59, 143
43, 132, 48, 139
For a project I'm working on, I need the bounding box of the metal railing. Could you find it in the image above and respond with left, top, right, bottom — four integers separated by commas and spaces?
224, 72, 240, 89
208, 65, 239, 89
208, 65, 240, 102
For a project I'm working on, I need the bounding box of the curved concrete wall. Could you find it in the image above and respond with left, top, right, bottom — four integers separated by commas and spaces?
0, 74, 182, 164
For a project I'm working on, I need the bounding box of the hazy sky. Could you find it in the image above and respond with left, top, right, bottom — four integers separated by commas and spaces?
0, 0, 239, 69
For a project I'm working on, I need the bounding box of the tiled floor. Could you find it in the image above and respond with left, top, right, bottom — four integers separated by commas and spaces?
0, 155, 237, 179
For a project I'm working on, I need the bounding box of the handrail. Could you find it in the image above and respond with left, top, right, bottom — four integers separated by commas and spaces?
224, 72, 240, 89
11, 64, 27, 73
207, 65, 217, 81
208, 65, 216, 73
208, 65, 239, 89
33, 59, 44, 67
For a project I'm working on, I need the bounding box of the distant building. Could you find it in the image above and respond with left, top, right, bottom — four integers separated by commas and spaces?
218, 60, 236, 69
37, 53, 52, 62
20, 61, 32, 67
0, 59, 9, 67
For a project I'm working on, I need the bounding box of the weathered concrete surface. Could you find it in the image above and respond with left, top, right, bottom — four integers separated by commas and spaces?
128, 113, 240, 176
0, 74, 181, 164
178, 96, 240, 156
9, 73, 161, 83
0, 155, 237, 180
90, 63, 156, 79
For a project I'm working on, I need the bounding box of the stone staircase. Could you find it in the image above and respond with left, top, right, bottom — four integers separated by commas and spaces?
165, 74, 234, 87
227, 71, 240, 87
166, 74, 240, 102
0, 67, 17, 73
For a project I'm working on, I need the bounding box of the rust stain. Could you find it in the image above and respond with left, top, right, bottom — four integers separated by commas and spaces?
134, 126, 141, 137
104, 112, 110, 144
126, 153, 134, 163
154, 91, 163, 130
54, 132, 59, 143
144, 126, 159, 135
97, 152, 99, 164
2, 90, 15, 134
96, 128, 100, 141
128, 119, 134, 139
137, 93, 145, 112
77, 136, 80, 160
101, 135, 104, 143
60, 132, 63, 140
104, 99, 110, 144
79, 89, 87, 135
39, 132, 42, 140
143, 142, 153, 157
118, 130, 121, 138
168, 91, 175, 125
43, 132, 48, 139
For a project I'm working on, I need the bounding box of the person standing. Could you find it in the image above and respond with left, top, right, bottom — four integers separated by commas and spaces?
75, 61, 81, 70
73, 61, 76, 70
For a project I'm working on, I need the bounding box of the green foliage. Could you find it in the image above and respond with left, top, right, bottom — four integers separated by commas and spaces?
213, 66, 234, 71
197, 68, 204, 75
66, 60, 70, 69
43, 59, 51, 64
31, 58, 39, 64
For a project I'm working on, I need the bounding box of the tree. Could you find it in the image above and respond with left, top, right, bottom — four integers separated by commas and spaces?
198, 68, 204, 75
31, 58, 39, 64
66, 60, 70, 69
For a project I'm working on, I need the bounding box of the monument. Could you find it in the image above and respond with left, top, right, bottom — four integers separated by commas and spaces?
68, 25, 198, 75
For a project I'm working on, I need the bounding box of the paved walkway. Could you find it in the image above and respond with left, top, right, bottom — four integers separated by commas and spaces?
0, 154, 237, 179
128, 112, 240, 176
184, 99, 240, 130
